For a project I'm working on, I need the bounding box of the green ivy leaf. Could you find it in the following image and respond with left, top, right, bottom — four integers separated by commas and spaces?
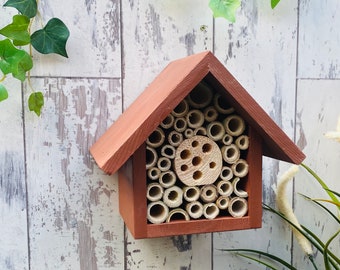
28, 92, 44, 116
0, 15, 31, 46
4, 0, 37, 18
209, 0, 241, 23
31, 18, 70, 58
0, 39, 33, 81
271, 0, 281, 9
0, 84, 9, 102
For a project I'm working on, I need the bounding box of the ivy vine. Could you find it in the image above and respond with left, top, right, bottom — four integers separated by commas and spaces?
0, 0, 69, 116
209, 0, 282, 22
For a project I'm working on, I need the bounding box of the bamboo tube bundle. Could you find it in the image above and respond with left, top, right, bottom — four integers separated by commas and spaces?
203, 203, 220, 220
166, 208, 190, 222
228, 197, 248, 218
200, 184, 218, 203
159, 171, 177, 188
163, 186, 183, 208
147, 183, 164, 202
186, 201, 204, 219
147, 201, 169, 224
147, 167, 161, 180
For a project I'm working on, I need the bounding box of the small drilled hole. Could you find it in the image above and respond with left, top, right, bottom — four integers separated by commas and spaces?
181, 165, 188, 171
202, 143, 212, 153
209, 162, 216, 169
180, 149, 191, 159
193, 171, 202, 180
192, 156, 202, 166
192, 140, 199, 147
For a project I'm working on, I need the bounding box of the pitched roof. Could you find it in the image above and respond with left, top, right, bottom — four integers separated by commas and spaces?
90, 51, 305, 174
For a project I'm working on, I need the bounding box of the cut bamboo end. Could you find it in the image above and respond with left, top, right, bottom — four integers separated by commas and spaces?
228, 197, 248, 218
146, 127, 165, 148
183, 186, 200, 202
186, 109, 205, 129
204, 106, 218, 122
166, 208, 190, 222
194, 127, 207, 136
168, 131, 183, 147
174, 136, 223, 186
160, 114, 175, 129
184, 128, 194, 138
187, 82, 213, 109
163, 186, 183, 208
235, 135, 249, 150
161, 145, 176, 159
222, 134, 233, 146
220, 166, 233, 181
146, 146, 158, 169
232, 177, 248, 198
147, 183, 164, 202
213, 93, 235, 114
186, 201, 203, 219
203, 203, 220, 220
231, 159, 249, 178
157, 157, 172, 172
172, 99, 189, 118
216, 196, 230, 210
221, 144, 240, 164
147, 167, 161, 180
200, 184, 218, 203
207, 121, 225, 141
223, 115, 246, 137
174, 117, 188, 133
147, 201, 169, 224
216, 180, 233, 197
159, 171, 177, 188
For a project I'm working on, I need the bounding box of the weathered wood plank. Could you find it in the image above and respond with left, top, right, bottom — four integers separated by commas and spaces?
30, 0, 121, 78
0, 79, 29, 269
213, 1, 298, 268
295, 79, 340, 269
299, 0, 340, 79
121, 1, 213, 269
24, 78, 124, 269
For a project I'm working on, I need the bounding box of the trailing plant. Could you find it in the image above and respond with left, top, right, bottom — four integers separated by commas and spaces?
0, 0, 69, 116
209, 0, 282, 22
221, 118, 340, 269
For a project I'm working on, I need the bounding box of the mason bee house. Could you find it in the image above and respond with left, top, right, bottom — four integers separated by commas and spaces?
90, 51, 305, 239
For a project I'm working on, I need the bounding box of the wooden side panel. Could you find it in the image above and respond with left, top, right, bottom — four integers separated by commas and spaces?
213, 0, 299, 268
24, 78, 124, 269
295, 80, 340, 268
121, 0, 213, 269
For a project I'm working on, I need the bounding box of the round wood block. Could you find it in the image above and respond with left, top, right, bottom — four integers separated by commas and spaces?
174, 135, 222, 186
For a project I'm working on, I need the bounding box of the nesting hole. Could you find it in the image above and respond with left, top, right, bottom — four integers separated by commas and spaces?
161, 172, 172, 184
168, 212, 186, 221
180, 149, 191, 159
205, 205, 216, 215
148, 130, 162, 144
149, 186, 161, 197
232, 200, 245, 213
181, 165, 188, 172
193, 170, 202, 180
168, 190, 178, 201
192, 156, 202, 166
209, 162, 216, 169
211, 124, 223, 136
185, 188, 198, 198
190, 204, 200, 214
228, 118, 242, 133
202, 143, 212, 153
191, 140, 199, 147
150, 204, 165, 218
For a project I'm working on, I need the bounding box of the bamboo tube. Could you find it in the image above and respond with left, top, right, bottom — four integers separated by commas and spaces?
231, 159, 249, 178
203, 203, 220, 220
186, 109, 205, 129
161, 145, 176, 159
147, 183, 164, 202
200, 184, 218, 203
172, 99, 189, 118
204, 106, 218, 122
146, 146, 158, 169
207, 121, 225, 141
235, 135, 249, 150
146, 127, 165, 148
220, 166, 233, 181
147, 167, 161, 180
159, 171, 177, 188
187, 82, 213, 109
157, 157, 172, 172
232, 177, 248, 198
163, 186, 183, 208
183, 186, 200, 202
216, 196, 230, 210
174, 117, 187, 133
221, 144, 240, 164
221, 134, 233, 146
184, 128, 194, 138
194, 127, 207, 136
213, 93, 235, 114
166, 208, 190, 222
216, 180, 233, 196
168, 131, 183, 147
186, 201, 203, 219
160, 114, 174, 129
174, 136, 223, 186
223, 115, 246, 137
147, 201, 169, 224
228, 197, 248, 218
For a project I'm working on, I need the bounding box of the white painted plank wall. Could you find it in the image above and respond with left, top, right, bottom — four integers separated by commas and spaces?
0, 0, 339, 269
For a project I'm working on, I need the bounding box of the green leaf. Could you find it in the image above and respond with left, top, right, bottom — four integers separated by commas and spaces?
28, 92, 44, 116
323, 229, 340, 270
0, 39, 33, 81
0, 84, 8, 101
271, 0, 281, 9
31, 18, 70, 58
0, 15, 31, 46
4, 0, 37, 18
209, 0, 241, 23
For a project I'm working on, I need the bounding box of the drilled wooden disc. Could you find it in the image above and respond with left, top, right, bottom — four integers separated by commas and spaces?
174, 135, 222, 186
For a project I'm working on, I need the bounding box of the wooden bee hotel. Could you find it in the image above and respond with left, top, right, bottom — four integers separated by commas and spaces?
90, 51, 305, 239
